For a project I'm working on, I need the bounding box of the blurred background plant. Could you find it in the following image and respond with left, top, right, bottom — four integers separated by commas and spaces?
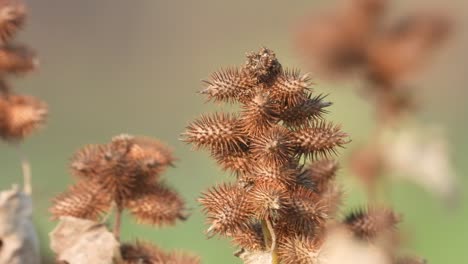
294, 0, 458, 204
0, 0, 46, 262
0, 0, 466, 263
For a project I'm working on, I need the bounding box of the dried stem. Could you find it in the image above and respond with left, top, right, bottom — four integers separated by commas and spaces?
113, 205, 123, 241
261, 218, 279, 264
17, 144, 32, 195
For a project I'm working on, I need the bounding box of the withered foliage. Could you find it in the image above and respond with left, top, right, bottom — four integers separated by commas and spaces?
0, 0, 45, 143
183, 47, 423, 264
50, 134, 186, 228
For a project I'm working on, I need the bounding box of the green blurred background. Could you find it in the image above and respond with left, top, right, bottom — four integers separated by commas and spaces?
1, 0, 467, 263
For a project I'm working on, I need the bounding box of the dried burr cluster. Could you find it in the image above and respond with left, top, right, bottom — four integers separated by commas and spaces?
0, 0, 46, 142
0, 0, 47, 193
50, 135, 199, 264
181, 48, 419, 264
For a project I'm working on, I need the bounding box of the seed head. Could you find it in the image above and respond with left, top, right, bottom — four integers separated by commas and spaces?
0, 0, 26, 43
199, 183, 253, 235
183, 113, 246, 154
125, 183, 186, 227
50, 181, 111, 221
344, 206, 401, 240
0, 94, 47, 141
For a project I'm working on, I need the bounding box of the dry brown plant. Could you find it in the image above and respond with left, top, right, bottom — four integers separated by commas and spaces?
182, 47, 421, 264
0, 1, 45, 263
50, 135, 199, 264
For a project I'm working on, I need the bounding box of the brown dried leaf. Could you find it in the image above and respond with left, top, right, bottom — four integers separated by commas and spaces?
0, 185, 39, 264
49, 216, 120, 264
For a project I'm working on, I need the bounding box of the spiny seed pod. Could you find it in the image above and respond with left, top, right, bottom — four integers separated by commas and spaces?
280, 94, 331, 128
246, 179, 288, 219
250, 164, 298, 187
0, 0, 26, 43
231, 222, 265, 251
70, 144, 108, 178
125, 184, 186, 227
250, 125, 295, 167
285, 187, 328, 233
239, 93, 279, 136
277, 236, 321, 264
199, 184, 253, 235
0, 94, 47, 141
245, 47, 282, 84
212, 149, 252, 175
271, 69, 310, 107
291, 121, 348, 159
201, 67, 256, 103
0, 44, 37, 74
50, 181, 111, 221
319, 182, 344, 218
127, 136, 175, 177
344, 206, 400, 240
183, 113, 246, 154
299, 159, 339, 194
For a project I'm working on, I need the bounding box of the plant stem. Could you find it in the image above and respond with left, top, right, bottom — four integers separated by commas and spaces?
113, 205, 123, 241
17, 145, 32, 195
261, 217, 279, 264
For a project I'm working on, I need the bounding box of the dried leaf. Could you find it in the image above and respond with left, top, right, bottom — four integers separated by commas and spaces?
49, 216, 120, 264
0, 185, 39, 264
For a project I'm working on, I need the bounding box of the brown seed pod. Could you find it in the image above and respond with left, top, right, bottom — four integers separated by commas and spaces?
70, 144, 108, 179
0, 44, 37, 74
291, 121, 348, 159
271, 69, 311, 107
127, 136, 175, 178
212, 148, 252, 175
0, 0, 26, 43
250, 163, 299, 187
277, 235, 321, 264
344, 206, 401, 240
250, 125, 295, 167
50, 181, 111, 221
200, 67, 256, 103
199, 183, 253, 235
280, 94, 331, 128
299, 159, 339, 194
182, 113, 247, 154
246, 179, 289, 219
284, 186, 328, 233
239, 93, 279, 136
125, 183, 186, 227
0, 93, 47, 141
319, 182, 344, 219
244, 47, 282, 84
230, 221, 265, 251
